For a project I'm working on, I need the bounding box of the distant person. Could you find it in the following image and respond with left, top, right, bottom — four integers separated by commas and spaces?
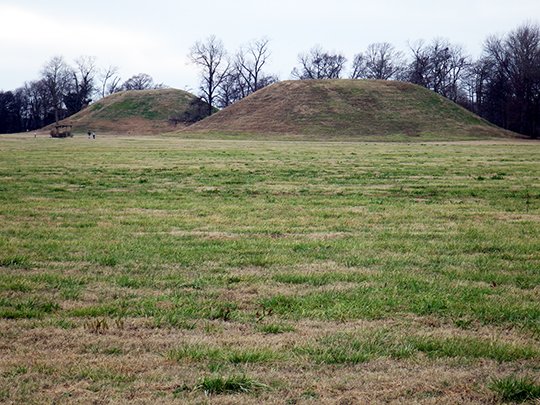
87, 130, 91, 139
92, 131, 96, 139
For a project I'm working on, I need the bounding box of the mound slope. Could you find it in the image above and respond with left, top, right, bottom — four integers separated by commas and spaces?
187, 80, 515, 140
60, 88, 199, 134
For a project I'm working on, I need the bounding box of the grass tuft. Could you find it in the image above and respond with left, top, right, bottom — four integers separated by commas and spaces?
168, 343, 222, 363
489, 376, 540, 402
256, 322, 295, 334
297, 330, 415, 364
0, 255, 30, 268
296, 332, 538, 364
409, 336, 538, 362
0, 297, 59, 319
193, 375, 268, 396
207, 303, 236, 321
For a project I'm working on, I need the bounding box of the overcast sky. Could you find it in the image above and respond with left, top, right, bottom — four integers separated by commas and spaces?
1, 0, 539, 94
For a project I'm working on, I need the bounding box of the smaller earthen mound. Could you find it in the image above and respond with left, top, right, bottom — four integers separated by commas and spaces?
58, 88, 203, 135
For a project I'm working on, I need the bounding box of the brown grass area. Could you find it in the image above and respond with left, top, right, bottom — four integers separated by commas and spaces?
1, 318, 534, 404
134, 229, 350, 241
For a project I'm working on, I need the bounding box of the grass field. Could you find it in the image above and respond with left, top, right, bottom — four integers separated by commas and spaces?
0, 134, 539, 404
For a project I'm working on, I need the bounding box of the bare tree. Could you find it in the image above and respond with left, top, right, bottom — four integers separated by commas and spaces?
407, 40, 432, 87
41, 56, 72, 125
429, 39, 470, 101
64, 56, 97, 114
352, 43, 405, 80
19, 80, 50, 129
108, 77, 122, 94
350, 54, 367, 79
236, 38, 274, 93
445, 44, 470, 101
189, 35, 230, 115
292, 46, 347, 79
0, 90, 22, 133
17, 81, 43, 129
217, 38, 278, 107
405, 39, 470, 101
99, 65, 121, 98
479, 23, 540, 137
169, 97, 211, 125
429, 39, 453, 95
75, 56, 96, 97
121, 73, 161, 91
216, 71, 244, 108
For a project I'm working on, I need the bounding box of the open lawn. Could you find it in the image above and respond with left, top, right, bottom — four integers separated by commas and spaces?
0, 134, 539, 404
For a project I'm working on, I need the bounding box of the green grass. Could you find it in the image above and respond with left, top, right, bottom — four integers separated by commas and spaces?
193, 375, 268, 396
0, 255, 31, 268
296, 330, 414, 364
0, 297, 59, 319
408, 335, 539, 362
71, 366, 135, 384
489, 376, 540, 402
261, 279, 540, 332
256, 322, 295, 334
0, 134, 538, 403
167, 332, 537, 367
296, 331, 538, 364
272, 271, 367, 286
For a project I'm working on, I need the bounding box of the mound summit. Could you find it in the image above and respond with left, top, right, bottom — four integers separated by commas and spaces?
187, 80, 514, 140
60, 88, 201, 134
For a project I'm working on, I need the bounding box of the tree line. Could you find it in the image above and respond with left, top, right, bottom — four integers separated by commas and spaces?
1, 22, 539, 137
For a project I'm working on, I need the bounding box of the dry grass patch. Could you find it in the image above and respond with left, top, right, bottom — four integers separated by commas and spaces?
1, 319, 539, 403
